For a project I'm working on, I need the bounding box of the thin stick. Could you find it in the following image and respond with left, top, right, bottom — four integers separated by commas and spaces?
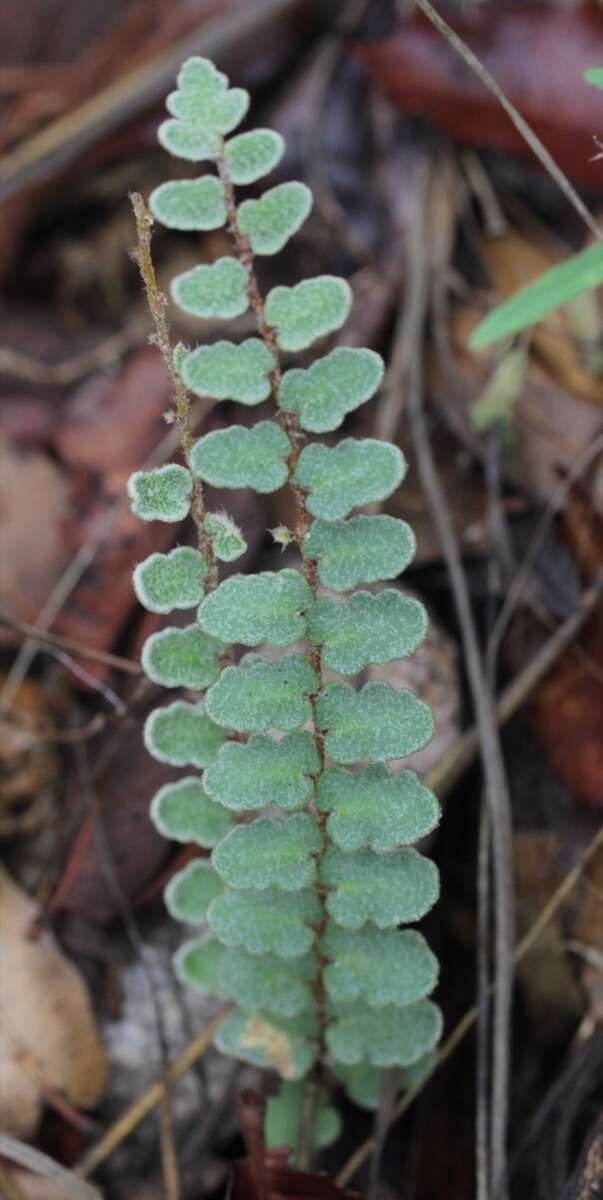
0, 608, 141, 675
410, 0, 602, 241
77, 1009, 230, 1178
337, 819, 603, 1188
427, 573, 603, 798
130, 192, 218, 592
0, 325, 143, 386
405, 159, 514, 1200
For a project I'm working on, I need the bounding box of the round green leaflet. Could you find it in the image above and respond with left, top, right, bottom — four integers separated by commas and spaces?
198, 570, 312, 648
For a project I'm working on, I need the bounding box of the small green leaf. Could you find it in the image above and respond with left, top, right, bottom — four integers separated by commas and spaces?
149, 176, 226, 231
335, 1063, 381, 1110
141, 624, 222, 689
279, 348, 384, 433
205, 655, 318, 733
128, 465, 192, 523
166, 57, 249, 133
321, 926, 438, 1007
203, 731, 319, 812
294, 439, 404, 520
316, 764, 440, 852
204, 511, 247, 562
215, 1008, 317, 1079
326, 1000, 443, 1067
585, 66, 603, 90
304, 516, 415, 592
225, 129, 285, 183
171, 257, 249, 320
472, 344, 527, 433
164, 860, 224, 922
199, 570, 312, 647
212, 814, 321, 891
144, 700, 227, 767
321, 846, 439, 928
158, 118, 219, 161
191, 421, 291, 494
316, 682, 434, 764
219, 948, 316, 1017
183, 338, 274, 404
469, 242, 603, 349
174, 933, 225, 993
237, 182, 312, 255
265, 1082, 341, 1154
150, 776, 234, 846
208, 888, 320, 958
307, 590, 427, 676
265, 277, 352, 352
133, 547, 207, 614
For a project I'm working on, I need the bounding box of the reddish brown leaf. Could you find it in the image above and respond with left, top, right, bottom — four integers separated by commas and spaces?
353, 4, 603, 184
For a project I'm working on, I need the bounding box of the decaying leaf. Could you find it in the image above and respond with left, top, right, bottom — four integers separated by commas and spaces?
0, 866, 108, 1136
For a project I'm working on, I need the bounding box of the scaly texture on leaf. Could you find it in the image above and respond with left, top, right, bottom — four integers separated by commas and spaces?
166, 57, 249, 132
204, 731, 319, 812
133, 547, 207, 614
224, 128, 284, 183
279, 348, 384, 433
144, 700, 226, 767
307, 590, 427, 675
158, 118, 218, 161
204, 511, 247, 562
237, 182, 312, 255
326, 1000, 443, 1067
219, 948, 316, 1017
316, 682, 434, 763
164, 860, 224, 923
293, 439, 404, 520
205, 655, 318, 733
127, 465, 192, 523
149, 177, 226, 231
316, 764, 440, 851
321, 846, 439, 928
304, 516, 415, 592
174, 933, 225, 993
199, 570, 312, 647
212, 814, 321, 891
208, 888, 320, 958
215, 1008, 317, 1080
171, 256, 248, 320
141, 624, 222, 690
183, 338, 274, 404
265, 1082, 341, 1153
321, 926, 438, 1007
191, 421, 290, 493
265, 277, 352, 352
336, 1063, 381, 1110
150, 777, 234, 846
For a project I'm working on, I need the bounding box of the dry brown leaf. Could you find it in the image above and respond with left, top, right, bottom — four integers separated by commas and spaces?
0, 437, 69, 624
0, 866, 108, 1137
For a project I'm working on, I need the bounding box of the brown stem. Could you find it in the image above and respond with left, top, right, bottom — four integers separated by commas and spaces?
130, 192, 218, 591
215, 143, 331, 1163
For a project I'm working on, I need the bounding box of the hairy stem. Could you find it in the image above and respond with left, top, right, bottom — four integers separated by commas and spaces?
130, 192, 218, 591
215, 142, 331, 1162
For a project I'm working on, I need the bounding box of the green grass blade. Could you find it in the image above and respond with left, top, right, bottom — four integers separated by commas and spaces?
469, 242, 603, 349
